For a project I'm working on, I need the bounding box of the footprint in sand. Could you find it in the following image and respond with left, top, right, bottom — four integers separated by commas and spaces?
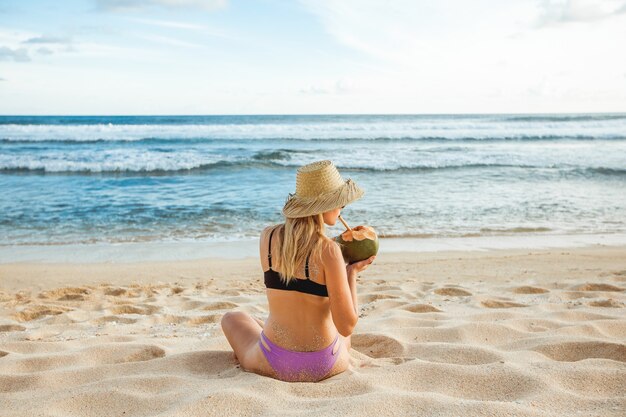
350, 333, 405, 358
84, 344, 166, 364
121, 346, 166, 362
152, 315, 187, 325
420, 282, 436, 291
533, 341, 626, 362
180, 300, 207, 310
92, 315, 137, 325
481, 300, 527, 308
186, 314, 221, 326
414, 344, 502, 365
513, 286, 549, 294
560, 291, 592, 300
0, 324, 26, 332
403, 303, 443, 313
434, 287, 472, 297
611, 269, 626, 278
220, 289, 242, 296
0, 351, 8, 358
573, 283, 624, 292
588, 299, 624, 308
38, 287, 90, 300
12, 305, 72, 322
106, 287, 142, 297
359, 293, 400, 304
201, 301, 239, 311
58, 294, 86, 301
103, 288, 128, 296
109, 304, 159, 315
372, 285, 403, 292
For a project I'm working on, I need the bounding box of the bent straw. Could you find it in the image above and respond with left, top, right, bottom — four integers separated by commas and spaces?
338, 214, 351, 232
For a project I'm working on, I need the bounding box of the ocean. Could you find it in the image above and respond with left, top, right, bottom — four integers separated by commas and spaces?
1, 113, 625, 247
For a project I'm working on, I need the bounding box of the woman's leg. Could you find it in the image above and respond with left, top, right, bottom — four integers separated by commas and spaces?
252, 315, 265, 328
220, 311, 264, 371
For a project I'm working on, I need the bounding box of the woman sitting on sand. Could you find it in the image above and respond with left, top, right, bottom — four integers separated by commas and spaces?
221, 160, 376, 382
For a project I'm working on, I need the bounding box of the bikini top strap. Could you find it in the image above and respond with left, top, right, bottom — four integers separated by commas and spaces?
305, 254, 310, 279
267, 228, 275, 268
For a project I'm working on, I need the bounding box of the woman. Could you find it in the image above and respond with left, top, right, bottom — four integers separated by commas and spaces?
221, 160, 376, 382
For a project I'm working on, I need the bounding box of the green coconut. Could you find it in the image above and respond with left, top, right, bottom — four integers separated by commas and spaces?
334, 225, 379, 264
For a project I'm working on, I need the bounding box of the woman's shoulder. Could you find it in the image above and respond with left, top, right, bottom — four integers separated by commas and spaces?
261, 223, 283, 240
261, 223, 283, 237
319, 235, 342, 259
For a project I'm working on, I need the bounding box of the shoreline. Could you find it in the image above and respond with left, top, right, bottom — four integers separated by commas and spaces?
1, 232, 626, 264
1, 243, 624, 293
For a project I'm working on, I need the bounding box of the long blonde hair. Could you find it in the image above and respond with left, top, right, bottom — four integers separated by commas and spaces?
270, 214, 327, 285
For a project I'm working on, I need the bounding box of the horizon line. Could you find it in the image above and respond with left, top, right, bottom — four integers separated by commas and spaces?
1, 111, 625, 117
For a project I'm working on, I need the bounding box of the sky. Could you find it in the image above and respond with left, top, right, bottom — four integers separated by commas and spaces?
0, 0, 625, 115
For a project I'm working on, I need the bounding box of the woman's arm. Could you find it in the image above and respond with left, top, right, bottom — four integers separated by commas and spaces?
324, 242, 359, 337
346, 266, 358, 316
324, 241, 376, 337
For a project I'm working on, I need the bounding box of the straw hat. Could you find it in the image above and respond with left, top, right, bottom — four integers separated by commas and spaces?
282, 160, 364, 218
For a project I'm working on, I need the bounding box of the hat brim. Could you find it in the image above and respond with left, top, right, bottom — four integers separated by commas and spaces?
282, 178, 364, 218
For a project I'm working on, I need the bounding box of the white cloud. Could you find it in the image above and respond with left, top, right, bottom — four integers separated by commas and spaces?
0, 30, 76, 58
535, 0, 626, 27
0, 46, 30, 62
36, 47, 54, 55
298, 0, 626, 112
0, 28, 39, 47
23, 35, 72, 44
300, 0, 541, 69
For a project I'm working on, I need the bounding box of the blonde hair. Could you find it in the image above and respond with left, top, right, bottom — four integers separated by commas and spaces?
270, 214, 327, 285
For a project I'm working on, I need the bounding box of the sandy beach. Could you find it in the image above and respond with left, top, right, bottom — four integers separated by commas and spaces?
3, 0, 626, 414
1, 241, 625, 416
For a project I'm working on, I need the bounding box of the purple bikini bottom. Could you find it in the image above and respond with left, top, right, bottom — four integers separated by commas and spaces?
259, 330, 341, 382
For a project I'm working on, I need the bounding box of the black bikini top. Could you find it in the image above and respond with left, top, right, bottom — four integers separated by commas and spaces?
264, 228, 329, 297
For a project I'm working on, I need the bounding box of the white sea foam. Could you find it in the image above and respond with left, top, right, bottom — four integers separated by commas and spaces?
1, 117, 626, 141
1, 139, 624, 173
0, 150, 237, 172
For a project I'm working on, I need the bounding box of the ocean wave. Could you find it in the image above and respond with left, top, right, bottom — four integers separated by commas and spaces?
1, 116, 626, 142
251, 149, 315, 161
582, 167, 626, 176
0, 160, 268, 174
2, 134, 626, 144
478, 227, 553, 234
500, 114, 626, 122
2, 158, 624, 176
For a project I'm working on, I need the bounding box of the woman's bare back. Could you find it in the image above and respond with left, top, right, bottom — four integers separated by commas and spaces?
259, 226, 341, 351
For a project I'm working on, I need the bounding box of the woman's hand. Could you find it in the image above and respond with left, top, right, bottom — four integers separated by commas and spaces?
346, 255, 376, 275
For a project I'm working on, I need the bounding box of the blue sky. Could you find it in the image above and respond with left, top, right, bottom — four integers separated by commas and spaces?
1, 0, 625, 114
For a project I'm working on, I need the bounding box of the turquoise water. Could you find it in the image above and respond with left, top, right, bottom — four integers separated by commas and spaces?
1, 114, 625, 245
